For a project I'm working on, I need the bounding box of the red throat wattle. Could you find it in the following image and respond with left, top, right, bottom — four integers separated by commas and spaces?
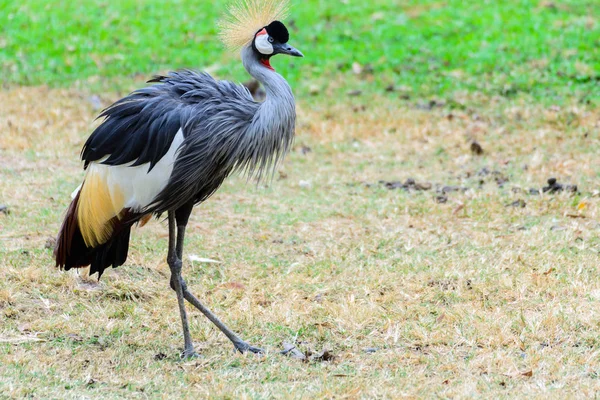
260, 58, 275, 71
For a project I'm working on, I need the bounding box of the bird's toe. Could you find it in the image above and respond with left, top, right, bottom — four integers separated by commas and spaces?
181, 349, 201, 359
234, 341, 264, 355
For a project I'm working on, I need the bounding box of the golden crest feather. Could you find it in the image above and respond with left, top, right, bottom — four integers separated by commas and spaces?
218, 0, 290, 51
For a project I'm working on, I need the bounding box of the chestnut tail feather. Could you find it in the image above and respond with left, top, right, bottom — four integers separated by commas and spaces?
54, 192, 134, 278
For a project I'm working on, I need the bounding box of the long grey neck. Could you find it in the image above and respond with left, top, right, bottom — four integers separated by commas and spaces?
239, 46, 296, 181
241, 46, 295, 103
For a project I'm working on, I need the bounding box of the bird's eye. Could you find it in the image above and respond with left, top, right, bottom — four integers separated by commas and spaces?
268, 37, 274, 43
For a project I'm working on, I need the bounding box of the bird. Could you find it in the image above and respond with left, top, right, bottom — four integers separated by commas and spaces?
54, 0, 302, 358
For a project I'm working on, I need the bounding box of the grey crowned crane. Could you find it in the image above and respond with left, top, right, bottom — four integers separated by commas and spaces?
54, 0, 302, 358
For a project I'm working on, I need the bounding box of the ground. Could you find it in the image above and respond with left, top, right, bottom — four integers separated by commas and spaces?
1, 0, 600, 398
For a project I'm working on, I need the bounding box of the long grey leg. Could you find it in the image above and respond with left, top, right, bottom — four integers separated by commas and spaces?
167, 211, 197, 358
172, 204, 263, 354
181, 285, 264, 354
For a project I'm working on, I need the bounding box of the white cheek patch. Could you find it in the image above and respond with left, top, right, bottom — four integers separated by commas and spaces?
254, 32, 274, 55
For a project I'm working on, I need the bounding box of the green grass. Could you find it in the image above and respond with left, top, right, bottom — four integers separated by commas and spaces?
1, 0, 600, 397
1, 85, 599, 397
1, 0, 599, 103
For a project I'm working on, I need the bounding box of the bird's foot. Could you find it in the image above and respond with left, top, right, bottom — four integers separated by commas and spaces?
234, 341, 264, 355
181, 348, 200, 360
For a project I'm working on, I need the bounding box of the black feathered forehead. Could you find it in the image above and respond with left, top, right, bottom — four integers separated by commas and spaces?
264, 21, 289, 43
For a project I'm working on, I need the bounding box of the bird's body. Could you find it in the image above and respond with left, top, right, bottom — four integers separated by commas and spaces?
54, 0, 302, 356
56, 65, 295, 277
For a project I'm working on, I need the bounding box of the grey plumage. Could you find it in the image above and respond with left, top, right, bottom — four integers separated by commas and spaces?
55, 12, 302, 357
147, 46, 296, 213
82, 47, 296, 216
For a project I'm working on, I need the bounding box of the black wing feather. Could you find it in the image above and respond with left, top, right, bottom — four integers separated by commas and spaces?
82, 70, 261, 215
81, 71, 254, 171
82, 83, 185, 170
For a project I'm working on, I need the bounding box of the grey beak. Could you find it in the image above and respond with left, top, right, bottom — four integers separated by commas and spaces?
286, 45, 304, 58
280, 44, 304, 57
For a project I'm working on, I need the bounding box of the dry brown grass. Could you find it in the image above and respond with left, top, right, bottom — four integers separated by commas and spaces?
1, 86, 600, 398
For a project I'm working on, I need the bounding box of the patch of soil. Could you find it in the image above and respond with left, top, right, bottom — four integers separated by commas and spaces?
371, 166, 580, 204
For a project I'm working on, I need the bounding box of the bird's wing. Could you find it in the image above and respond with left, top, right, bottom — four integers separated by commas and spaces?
82, 80, 184, 169
81, 70, 255, 169
143, 75, 260, 214
75, 70, 256, 245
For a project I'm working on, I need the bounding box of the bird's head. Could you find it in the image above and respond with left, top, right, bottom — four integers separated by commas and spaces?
219, 0, 303, 71
252, 21, 303, 71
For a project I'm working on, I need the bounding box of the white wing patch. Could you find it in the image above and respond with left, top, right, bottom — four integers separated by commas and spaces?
75, 129, 184, 246
71, 184, 82, 199
100, 128, 184, 211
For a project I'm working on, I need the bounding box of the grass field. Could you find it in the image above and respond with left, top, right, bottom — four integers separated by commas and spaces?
1, 0, 599, 103
1, 0, 600, 398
